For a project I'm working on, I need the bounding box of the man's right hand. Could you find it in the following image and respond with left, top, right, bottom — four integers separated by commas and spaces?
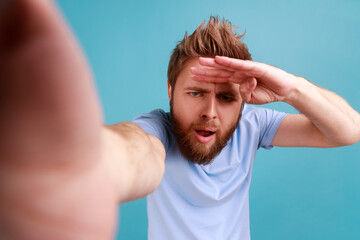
0, 1, 164, 239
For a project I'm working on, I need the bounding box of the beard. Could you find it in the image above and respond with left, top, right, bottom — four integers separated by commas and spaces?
170, 98, 243, 165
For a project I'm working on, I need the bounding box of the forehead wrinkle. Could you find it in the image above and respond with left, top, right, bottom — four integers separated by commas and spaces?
185, 77, 216, 89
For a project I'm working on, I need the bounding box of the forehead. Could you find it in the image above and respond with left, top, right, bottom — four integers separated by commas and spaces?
176, 58, 240, 94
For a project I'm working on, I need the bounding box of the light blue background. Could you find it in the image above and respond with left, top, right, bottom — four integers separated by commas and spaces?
57, 0, 360, 239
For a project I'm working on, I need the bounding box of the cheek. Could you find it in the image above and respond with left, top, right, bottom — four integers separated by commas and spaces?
219, 105, 242, 126
173, 94, 201, 117
176, 108, 195, 128
172, 98, 195, 128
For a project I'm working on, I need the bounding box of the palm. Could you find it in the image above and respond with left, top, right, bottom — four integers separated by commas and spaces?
0, 1, 115, 239
191, 56, 298, 105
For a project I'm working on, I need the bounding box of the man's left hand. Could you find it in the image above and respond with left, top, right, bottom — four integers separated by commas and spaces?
191, 56, 300, 105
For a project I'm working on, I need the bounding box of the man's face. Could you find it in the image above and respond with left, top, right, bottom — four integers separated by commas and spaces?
169, 58, 243, 165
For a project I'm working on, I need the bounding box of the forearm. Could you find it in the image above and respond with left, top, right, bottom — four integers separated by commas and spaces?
285, 77, 360, 146
102, 122, 165, 203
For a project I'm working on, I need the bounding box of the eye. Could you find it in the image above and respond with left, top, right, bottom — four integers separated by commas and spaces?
189, 92, 200, 97
219, 95, 233, 102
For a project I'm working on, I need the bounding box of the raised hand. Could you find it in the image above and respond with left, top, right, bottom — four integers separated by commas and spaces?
190, 56, 300, 105
191, 56, 360, 148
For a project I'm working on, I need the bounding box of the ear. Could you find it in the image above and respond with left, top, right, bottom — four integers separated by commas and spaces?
167, 82, 172, 101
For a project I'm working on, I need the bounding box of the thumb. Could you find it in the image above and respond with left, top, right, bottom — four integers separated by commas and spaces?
239, 78, 257, 102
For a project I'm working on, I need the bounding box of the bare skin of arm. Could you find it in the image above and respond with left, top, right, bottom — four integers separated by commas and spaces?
191, 56, 360, 147
103, 123, 165, 203
0, 0, 164, 239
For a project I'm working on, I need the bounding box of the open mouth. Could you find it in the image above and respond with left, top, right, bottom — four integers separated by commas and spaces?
194, 129, 216, 143
195, 130, 215, 137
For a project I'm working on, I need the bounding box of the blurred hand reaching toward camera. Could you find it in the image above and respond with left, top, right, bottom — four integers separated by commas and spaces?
0, 1, 164, 239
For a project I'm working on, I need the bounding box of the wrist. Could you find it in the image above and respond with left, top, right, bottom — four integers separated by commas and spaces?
283, 77, 317, 106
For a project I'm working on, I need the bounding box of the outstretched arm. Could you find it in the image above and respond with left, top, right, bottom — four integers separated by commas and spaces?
191, 56, 360, 147
103, 123, 165, 203
0, 0, 164, 239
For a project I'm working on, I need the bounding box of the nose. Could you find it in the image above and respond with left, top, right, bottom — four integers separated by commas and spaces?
200, 95, 217, 120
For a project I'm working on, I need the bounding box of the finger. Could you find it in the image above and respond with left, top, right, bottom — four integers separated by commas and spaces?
239, 78, 257, 93
190, 67, 233, 78
214, 56, 269, 78
239, 78, 257, 102
248, 77, 257, 92
198, 57, 234, 71
199, 56, 264, 76
198, 57, 217, 67
0, 0, 67, 54
191, 73, 252, 85
239, 86, 252, 103
0, 0, 101, 165
191, 75, 230, 83
191, 64, 256, 86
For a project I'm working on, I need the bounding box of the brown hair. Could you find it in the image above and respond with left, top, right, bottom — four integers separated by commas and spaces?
167, 16, 252, 90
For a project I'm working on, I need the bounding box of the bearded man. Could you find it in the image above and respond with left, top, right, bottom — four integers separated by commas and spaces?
1, 1, 359, 240
132, 17, 360, 240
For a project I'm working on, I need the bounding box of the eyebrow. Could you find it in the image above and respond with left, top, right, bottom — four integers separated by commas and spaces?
184, 87, 239, 98
216, 90, 238, 98
184, 87, 210, 93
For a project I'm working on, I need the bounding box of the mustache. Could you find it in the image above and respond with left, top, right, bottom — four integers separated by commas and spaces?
189, 121, 219, 131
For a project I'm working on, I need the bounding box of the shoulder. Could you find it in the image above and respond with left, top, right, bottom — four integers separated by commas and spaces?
133, 109, 170, 121
132, 109, 172, 149
241, 104, 286, 125
239, 104, 287, 149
